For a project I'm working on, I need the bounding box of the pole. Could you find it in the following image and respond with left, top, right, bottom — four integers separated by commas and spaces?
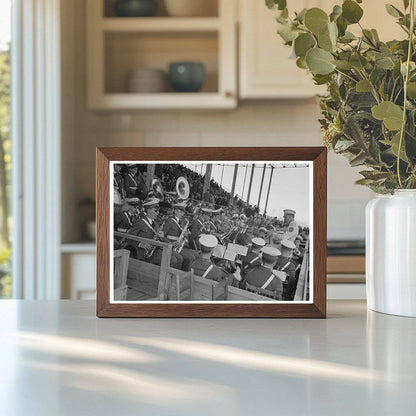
146, 164, 155, 188
242, 164, 248, 201
257, 164, 266, 208
264, 166, 274, 215
230, 164, 239, 201
203, 163, 213, 196
220, 164, 224, 187
246, 164, 255, 204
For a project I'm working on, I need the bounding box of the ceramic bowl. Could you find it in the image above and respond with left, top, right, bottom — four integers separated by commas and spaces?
168, 62, 205, 92
114, 0, 158, 17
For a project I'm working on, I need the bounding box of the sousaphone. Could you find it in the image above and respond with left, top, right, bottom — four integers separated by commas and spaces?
176, 176, 190, 200
151, 179, 164, 201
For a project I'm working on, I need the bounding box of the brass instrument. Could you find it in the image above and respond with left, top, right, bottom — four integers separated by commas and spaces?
151, 179, 164, 201
176, 177, 190, 200
142, 217, 166, 259
174, 218, 190, 254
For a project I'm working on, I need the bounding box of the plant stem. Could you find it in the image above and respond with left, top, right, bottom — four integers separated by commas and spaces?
358, 69, 380, 104
334, 68, 357, 83
397, 0, 415, 188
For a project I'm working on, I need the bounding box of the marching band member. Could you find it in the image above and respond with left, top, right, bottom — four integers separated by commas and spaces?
189, 207, 213, 249
162, 201, 197, 271
114, 204, 135, 234
274, 239, 297, 300
128, 198, 182, 269
257, 227, 268, 241
191, 235, 227, 282
279, 209, 299, 242
123, 164, 140, 198
114, 164, 124, 209
241, 237, 265, 276
245, 246, 283, 300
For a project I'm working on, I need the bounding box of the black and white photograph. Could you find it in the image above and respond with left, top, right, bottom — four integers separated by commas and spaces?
111, 161, 312, 303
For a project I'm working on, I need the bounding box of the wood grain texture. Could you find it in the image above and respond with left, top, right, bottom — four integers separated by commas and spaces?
96, 147, 327, 318
327, 256, 365, 274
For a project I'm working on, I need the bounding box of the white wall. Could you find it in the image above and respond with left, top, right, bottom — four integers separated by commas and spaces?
61, 0, 374, 243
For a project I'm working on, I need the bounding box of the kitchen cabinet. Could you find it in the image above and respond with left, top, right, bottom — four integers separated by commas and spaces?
238, 0, 405, 99
86, 0, 237, 109
239, 0, 323, 99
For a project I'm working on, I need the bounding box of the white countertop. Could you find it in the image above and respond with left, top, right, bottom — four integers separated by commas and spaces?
0, 300, 415, 415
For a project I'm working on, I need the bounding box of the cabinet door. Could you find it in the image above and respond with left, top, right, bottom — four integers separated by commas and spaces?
239, 0, 320, 99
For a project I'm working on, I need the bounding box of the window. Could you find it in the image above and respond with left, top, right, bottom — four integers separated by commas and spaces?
0, 0, 11, 298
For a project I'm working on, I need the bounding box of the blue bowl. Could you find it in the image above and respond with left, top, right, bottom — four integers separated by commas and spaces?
114, 0, 158, 17
169, 62, 205, 93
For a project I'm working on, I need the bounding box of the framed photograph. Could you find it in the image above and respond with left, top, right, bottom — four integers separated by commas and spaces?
97, 147, 327, 318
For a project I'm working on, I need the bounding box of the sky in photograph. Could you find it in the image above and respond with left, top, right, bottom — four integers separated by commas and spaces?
0, 0, 11, 50
183, 163, 310, 225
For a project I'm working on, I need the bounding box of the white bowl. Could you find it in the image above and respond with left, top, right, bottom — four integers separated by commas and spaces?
127, 68, 167, 93
164, 0, 217, 17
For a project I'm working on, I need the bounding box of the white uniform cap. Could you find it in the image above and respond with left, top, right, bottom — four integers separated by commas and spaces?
142, 197, 160, 208
283, 209, 296, 216
261, 246, 281, 261
199, 234, 218, 250
251, 237, 266, 248
281, 239, 296, 250
173, 201, 187, 211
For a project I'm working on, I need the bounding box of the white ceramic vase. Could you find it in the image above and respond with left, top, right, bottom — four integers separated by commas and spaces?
366, 190, 416, 317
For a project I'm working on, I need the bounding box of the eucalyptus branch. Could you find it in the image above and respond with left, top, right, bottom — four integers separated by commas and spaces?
397, 0, 415, 188
358, 69, 381, 104
334, 68, 358, 83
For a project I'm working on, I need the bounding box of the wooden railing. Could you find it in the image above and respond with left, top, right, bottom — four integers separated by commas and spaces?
114, 231, 173, 299
115, 231, 299, 302
294, 239, 309, 301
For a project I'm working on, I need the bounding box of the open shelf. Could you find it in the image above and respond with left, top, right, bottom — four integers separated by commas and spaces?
104, 31, 218, 94
90, 92, 235, 109
103, 0, 219, 18
101, 17, 221, 32
86, 0, 236, 109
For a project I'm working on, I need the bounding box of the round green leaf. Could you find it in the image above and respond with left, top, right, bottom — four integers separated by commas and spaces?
407, 82, 416, 99
296, 57, 307, 69
371, 101, 403, 131
306, 47, 335, 75
330, 5, 343, 22
266, 0, 287, 11
304, 8, 329, 35
356, 79, 372, 92
318, 31, 333, 52
277, 23, 299, 42
342, 0, 363, 24
294, 33, 315, 57
375, 56, 395, 70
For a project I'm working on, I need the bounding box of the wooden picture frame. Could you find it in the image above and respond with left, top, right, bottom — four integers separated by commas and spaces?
97, 147, 327, 318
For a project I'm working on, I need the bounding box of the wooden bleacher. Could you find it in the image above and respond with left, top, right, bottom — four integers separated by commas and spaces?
114, 231, 274, 301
